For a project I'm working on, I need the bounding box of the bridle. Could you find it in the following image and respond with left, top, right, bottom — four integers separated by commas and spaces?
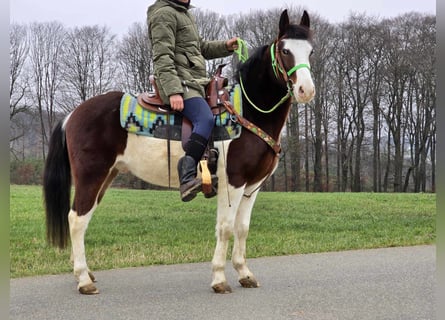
239, 38, 311, 114
223, 36, 313, 197
224, 37, 313, 156
270, 40, 311, 84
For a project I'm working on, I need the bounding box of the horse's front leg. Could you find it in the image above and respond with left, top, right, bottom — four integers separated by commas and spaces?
232, 190, 260, 289
211, 186, 243, 293
68, 208, 98, 294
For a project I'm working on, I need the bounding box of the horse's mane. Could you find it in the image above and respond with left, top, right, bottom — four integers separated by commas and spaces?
236, 45, 268, 82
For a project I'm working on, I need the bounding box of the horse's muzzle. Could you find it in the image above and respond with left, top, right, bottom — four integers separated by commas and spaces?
295, 83, 316, 104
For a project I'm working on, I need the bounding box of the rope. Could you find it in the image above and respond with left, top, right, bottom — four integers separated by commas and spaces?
234, 38, 292, 114
239, 74, 291, 114
234, 38, 249, 63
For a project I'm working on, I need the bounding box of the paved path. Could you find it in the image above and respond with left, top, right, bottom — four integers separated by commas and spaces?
10, 245, 435, 320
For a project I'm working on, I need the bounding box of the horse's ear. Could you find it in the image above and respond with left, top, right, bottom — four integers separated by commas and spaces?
300, 10, 310, 28
278, 9, 290, 38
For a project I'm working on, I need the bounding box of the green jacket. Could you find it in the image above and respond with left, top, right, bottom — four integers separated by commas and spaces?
147, 0, 232, 103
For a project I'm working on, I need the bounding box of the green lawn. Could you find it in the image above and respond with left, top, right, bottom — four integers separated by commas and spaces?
10, 185, 436, 278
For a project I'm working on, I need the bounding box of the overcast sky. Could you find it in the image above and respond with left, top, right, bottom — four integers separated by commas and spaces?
10, 0, 436, 36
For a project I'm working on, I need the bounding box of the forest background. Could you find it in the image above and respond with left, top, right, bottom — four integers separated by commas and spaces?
9, 6, 436, 193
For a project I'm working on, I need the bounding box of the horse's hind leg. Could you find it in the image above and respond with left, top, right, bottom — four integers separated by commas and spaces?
69, 206, 97, 294
232, 190, 260, 289
69, 169, 117, 294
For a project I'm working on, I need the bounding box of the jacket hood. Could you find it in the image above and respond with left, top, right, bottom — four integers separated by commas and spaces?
148, 0, 193, 15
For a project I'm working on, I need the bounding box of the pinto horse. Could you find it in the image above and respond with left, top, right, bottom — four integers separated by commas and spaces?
43, 9, 315, 295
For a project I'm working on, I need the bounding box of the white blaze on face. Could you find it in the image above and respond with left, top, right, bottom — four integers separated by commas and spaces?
283, 39, 316, 103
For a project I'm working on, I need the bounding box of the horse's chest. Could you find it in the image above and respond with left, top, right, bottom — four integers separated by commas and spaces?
226, 137, 278, 188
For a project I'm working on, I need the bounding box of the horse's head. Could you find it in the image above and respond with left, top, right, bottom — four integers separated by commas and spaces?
272, 10, 315, 104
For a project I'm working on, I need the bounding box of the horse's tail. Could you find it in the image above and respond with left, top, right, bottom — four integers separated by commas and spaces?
43, 120, 71, 249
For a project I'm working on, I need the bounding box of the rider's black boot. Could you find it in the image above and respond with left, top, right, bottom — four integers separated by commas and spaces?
177, 155, 202, 202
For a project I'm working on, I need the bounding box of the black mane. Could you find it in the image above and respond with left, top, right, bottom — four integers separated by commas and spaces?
236, 45, 268, 82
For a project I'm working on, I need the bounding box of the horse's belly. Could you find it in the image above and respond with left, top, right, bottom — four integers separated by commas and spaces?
114, 135, 233, 189
114, 135, 183, 187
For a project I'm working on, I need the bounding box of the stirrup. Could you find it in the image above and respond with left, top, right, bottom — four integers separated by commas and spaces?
200, 159, 213, 195
204, 175, 218, 199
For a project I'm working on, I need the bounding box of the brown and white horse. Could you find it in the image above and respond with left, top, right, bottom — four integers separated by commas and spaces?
43, 9, 315, 294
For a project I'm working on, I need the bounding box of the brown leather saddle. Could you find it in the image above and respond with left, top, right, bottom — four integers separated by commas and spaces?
136, 65, 230, 148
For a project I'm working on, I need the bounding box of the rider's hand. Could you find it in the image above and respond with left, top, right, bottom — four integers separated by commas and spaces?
169, 94, 184, 111
226, 37, 239, 51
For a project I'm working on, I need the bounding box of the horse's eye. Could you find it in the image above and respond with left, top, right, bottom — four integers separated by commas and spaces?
282, 49, 290, 55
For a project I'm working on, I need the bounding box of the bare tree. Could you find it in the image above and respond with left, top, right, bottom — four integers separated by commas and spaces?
331, 24, 354, 191
381, 15, 416, 192
10, 24, 30, 122
193, 9, 232, 77
310, 15, 336, 191
28, 22, 66, 159
368, 25, 386, 192
10, 23, 31, 160
62, 25, 117, 106
401, 14, 436, 192
116, 22, 152, 94
342, 15, 376, 192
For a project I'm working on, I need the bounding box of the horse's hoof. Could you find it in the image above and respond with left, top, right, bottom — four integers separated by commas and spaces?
212, 282, 232, 294
88, 272, 97, 283
239, 276, 260, 288
79, 283, 99, 295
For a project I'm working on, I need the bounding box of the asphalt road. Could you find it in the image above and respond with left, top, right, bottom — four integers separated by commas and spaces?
10, 245, 435, 320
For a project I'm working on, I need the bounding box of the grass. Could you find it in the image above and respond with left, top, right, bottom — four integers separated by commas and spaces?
10, 185, 436, 278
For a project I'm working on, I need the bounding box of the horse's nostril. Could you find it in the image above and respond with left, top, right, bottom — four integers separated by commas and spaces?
299, 86, 305, 95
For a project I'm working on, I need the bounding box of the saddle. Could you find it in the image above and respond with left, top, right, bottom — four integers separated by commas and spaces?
137, 64, 231, 147
137, 75, 166, 112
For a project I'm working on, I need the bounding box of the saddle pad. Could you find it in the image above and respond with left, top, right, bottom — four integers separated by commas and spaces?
120, 85, 242, 140
120, 93, 175, 136
215, 84, 242, 139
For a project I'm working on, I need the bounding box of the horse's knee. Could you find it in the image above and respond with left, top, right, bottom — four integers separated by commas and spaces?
216, 221, 233, 240
235, 222, 250, 238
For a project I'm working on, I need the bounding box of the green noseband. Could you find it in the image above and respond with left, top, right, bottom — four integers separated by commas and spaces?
286, 63, 311, 76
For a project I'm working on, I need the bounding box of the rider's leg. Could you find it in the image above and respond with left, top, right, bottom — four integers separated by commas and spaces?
178, 97, 214, 202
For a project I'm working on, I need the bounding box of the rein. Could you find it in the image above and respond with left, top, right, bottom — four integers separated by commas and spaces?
239, 75, 291, 114
222, 101, 281, 155
236, 39, 283, 113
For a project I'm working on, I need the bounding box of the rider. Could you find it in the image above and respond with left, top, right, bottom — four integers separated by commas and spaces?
147, 0, 238, 202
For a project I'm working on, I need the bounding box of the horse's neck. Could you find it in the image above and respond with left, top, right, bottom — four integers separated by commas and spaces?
242, 68, 291, 140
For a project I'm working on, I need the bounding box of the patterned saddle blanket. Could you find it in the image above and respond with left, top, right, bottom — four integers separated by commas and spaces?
120, 84, 243, 141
